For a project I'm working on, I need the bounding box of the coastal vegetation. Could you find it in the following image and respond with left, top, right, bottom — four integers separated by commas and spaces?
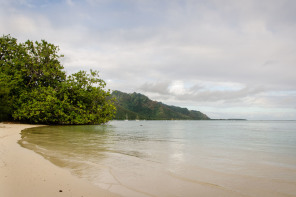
0, 35, 115, 124
111, 90, 210, 120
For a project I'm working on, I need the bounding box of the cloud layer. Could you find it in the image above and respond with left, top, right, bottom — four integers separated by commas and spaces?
1, 0, 296, 119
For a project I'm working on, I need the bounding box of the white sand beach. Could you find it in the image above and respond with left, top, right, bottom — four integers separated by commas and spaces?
0, 123, 121, 197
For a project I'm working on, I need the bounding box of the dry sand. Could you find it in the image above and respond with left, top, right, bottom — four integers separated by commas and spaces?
0, 123, 121, 197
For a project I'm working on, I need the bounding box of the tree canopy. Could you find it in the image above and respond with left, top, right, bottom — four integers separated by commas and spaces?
0, 35, 116, 124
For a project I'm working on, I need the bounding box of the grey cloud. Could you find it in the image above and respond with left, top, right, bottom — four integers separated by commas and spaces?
142, 84, 265, 103
139, 81, 171, 95
175, 87, 265, 102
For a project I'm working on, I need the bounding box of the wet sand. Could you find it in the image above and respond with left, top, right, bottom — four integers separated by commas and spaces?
0, 123, 121, 197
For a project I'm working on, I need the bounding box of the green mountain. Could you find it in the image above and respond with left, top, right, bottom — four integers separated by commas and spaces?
111, 90, 210, 120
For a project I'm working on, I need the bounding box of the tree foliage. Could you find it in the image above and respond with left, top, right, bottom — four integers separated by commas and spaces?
0, 35, 115, 124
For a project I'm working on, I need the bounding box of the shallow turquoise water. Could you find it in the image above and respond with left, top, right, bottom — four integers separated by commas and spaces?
20, 120, 296, 197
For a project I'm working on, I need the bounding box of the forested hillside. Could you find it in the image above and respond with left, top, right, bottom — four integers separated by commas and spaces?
111, 91, 210, 120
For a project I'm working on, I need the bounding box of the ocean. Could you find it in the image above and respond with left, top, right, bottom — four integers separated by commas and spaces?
19, 120, 296, 197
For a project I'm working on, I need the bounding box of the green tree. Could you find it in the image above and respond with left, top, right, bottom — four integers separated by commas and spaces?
0, 79, 11, 121
0, 35, 116, 124
0, 35, 21, 120
53, 70, 116, 124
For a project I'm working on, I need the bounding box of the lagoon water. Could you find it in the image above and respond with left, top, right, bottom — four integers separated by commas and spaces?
19, 120, 296, 197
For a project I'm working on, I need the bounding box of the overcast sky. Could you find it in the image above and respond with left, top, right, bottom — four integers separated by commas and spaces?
1, 0, 296, 120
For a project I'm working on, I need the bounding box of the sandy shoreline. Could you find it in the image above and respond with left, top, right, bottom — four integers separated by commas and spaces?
0, 123, 121, 197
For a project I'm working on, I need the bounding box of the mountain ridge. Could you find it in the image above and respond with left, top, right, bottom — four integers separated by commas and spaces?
111, 90, 210, 120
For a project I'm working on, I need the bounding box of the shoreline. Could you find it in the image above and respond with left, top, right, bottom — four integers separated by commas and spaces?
0, 123, 121, 197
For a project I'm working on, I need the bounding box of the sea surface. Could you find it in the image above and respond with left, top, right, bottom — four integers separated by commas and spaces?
19, 120, 296, 197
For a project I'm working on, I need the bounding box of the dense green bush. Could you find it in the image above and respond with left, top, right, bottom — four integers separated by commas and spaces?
0, 35, 115, 124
